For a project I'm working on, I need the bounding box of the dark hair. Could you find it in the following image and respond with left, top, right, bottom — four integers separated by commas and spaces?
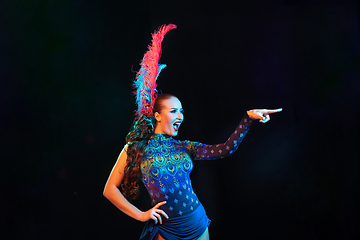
153, 93, 177, 114
121, 94, 176, 200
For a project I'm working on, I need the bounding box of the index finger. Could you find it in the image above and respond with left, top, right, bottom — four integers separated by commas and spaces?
154, 201, 167, 209
266, 108, 283, 114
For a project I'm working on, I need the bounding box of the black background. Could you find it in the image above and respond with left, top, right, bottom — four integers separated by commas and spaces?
1, 0, 359, 239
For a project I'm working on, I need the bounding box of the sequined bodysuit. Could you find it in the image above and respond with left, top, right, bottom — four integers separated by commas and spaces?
139, 114, 253, 239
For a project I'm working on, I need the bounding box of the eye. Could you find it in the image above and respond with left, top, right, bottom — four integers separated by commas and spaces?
180, 109, 185, 114
170, 109, 177, 113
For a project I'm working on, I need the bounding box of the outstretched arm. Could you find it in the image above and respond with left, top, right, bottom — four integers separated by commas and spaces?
193, 108, 282, 160
103, 145, 168, 224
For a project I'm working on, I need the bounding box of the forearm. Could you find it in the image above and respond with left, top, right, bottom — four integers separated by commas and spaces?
103, 185, 144, 221
195, 113, 253, 160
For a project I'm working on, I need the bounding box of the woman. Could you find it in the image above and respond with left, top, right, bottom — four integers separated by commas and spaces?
103, 24, 282, 240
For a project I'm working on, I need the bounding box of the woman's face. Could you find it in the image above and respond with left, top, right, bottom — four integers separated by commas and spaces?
154, 97, 184, 137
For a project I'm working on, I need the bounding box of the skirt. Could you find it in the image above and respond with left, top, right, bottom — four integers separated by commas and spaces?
139, 204, 211, 240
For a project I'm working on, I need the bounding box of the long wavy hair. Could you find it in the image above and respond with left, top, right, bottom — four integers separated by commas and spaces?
121, 94, 176, 200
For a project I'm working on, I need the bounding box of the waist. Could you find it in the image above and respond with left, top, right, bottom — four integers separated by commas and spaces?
155, 193, 201, 218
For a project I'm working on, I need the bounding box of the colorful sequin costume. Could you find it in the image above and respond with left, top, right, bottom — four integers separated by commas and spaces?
139, 114, 253, 240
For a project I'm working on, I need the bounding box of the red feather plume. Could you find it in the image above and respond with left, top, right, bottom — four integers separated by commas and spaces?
133, 24, 177, 118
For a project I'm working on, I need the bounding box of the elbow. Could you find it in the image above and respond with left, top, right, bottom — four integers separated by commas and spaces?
103, 185, 111, 198
220, 150, 233, 159
103, 184, 119, 199
103, 188, 108, 198
221, 147, 233, 158
103, 189, 114, 201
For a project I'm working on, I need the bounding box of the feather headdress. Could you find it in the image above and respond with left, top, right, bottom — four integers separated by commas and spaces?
133, 24, 177, 118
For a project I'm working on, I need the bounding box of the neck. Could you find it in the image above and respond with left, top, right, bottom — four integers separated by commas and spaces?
154, 124, 164, 135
